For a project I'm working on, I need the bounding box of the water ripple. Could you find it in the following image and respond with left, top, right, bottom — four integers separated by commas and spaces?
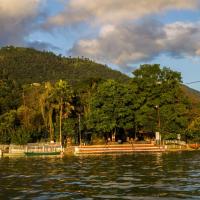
1, 151, 200, 199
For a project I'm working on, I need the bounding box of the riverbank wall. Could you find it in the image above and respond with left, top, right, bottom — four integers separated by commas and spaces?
67, 143, 166, 155
1, 142, 199, 157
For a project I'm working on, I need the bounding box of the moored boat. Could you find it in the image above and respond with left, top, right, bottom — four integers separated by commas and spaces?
24, 151, 61, 156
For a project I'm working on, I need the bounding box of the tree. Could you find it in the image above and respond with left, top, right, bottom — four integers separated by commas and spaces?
39, 82, 56, 141
187, 117, 200, 141
132, 64, 190, 138
0, 79, 21, 115
87, 79, 137, 140
53, 80, 74, 145
0, 110, 19, 144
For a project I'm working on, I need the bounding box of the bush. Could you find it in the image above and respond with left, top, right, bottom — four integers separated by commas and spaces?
11, 128, 31, 145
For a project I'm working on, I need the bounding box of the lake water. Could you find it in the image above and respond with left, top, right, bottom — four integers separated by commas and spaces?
0, 151, 200, 199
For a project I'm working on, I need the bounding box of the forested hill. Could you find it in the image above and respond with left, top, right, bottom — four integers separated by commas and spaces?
0, 46, 129, 86
181, 85, 200, 116
1, 46, 200, 101
1, 46, 200, 145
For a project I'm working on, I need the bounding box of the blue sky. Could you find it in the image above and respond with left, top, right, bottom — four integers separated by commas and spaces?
1, 0, 200, 90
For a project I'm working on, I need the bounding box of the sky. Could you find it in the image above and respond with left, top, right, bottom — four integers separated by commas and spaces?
1, 0, 200, 90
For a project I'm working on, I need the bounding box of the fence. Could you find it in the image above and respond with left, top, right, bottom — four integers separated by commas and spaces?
26, 143, 62, 153
9, 145, 27, 154
164, 140, 186, 145
0, 143, 62, 154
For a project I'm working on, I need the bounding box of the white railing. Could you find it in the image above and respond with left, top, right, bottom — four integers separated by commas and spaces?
26, 143, 62, 153
164, 140, 186, 145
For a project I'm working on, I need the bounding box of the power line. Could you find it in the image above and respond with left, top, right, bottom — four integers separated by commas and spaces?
185, 81, 200, 85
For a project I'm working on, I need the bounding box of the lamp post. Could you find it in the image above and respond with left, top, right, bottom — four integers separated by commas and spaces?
155, 105, 160, 130
78, 113, 81, 146
155, 105, 161, 145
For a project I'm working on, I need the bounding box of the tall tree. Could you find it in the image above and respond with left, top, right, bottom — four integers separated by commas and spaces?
39, 82, 55, 141
87, 79, 137, 140
53, 80, 74, 145
132, 64, 190, 138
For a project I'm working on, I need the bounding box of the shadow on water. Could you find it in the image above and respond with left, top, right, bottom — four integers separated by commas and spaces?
0, 151, 200, 199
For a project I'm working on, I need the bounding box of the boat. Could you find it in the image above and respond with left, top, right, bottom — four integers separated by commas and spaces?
24, 151, 61, 156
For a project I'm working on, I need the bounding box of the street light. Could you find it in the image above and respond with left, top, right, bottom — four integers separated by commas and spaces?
155, 105, 161, 145
78, 113, 81, 146
155, 105, 160, 130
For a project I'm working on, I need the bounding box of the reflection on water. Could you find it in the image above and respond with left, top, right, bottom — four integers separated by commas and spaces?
0, 151, 200, 199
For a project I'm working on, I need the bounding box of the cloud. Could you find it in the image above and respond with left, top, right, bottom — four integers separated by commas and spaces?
162, 22, 200, 57
0, 0, 43, 46
45, 0, 199, 27
69, 20, 200, 68
44, 0, 200, 71
1, 0, 200, 73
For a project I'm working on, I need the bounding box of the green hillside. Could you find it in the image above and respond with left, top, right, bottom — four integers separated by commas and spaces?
1, 46, 200, 106
181, 85, 200, 117
0, 46, 129, 86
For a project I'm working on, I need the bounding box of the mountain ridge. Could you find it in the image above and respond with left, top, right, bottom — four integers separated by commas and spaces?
0, 46, 200, 101
0, 46, 129, 86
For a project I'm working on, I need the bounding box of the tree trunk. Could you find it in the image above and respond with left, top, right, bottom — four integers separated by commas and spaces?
49, 108, 54, 141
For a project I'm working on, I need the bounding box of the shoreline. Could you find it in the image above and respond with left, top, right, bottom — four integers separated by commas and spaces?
65, 143, 197, 155
0, 143, 199, 158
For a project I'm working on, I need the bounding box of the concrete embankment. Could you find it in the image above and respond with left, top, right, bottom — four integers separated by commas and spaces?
69, 143, 166, 155
0, 149, 3, 157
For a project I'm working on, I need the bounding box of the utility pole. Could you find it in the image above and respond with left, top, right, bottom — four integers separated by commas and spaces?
78, 113, 81, 146
155, 105, 161, 145
156, 105, 160, 131
22, 87, 28, 128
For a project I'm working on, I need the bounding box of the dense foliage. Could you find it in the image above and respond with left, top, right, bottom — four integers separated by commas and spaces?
0, 47, 200, 144
0, 46, 128, 87
132, 64, 190, 139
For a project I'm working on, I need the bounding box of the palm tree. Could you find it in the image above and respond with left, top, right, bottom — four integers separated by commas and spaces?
39, 82, 55, 142
54, 80, 74, 145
